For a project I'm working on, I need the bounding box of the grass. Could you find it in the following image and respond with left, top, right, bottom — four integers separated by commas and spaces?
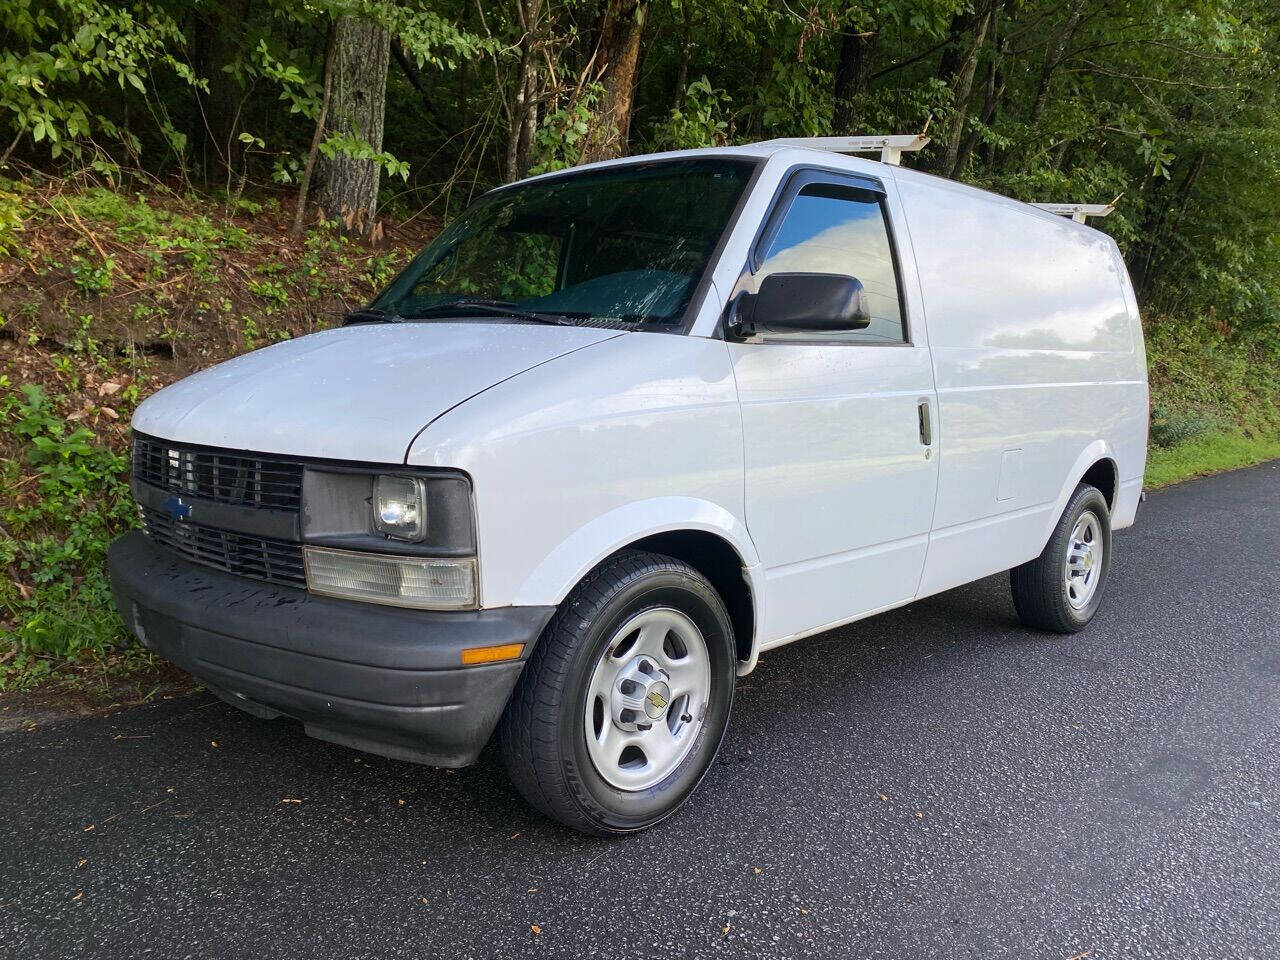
1144, 429, 1280, 488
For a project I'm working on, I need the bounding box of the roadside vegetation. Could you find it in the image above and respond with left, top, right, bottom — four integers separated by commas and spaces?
2, 0, 1279, 691
0, 179, 427, 691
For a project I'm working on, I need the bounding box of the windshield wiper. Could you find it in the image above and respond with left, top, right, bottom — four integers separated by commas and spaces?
343, 306, 404, 326
403, 299, 579, 326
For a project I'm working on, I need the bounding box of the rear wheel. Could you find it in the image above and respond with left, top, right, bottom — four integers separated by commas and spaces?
499, 551, 736, 835
1010, 483, 1112, 633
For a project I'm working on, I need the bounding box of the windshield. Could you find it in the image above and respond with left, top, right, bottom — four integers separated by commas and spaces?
373, 158, 755, 328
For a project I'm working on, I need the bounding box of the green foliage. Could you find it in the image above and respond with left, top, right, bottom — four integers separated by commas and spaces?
0, 180, 29, 255
318, 131, 410, 181
1150, 411, 1219, 449
1, 383, 135, 688
650, 77, 732, 151
529, 83, 604, 175
1145, 317, 1280, 438
70, 253, 114, 295
0, 0, 201, 161
48, 187, 252, 285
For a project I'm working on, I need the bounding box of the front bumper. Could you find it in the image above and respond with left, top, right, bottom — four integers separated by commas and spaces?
108, 530, 554, 767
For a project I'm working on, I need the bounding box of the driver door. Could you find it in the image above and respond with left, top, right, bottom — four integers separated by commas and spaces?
728, 170, 939, 643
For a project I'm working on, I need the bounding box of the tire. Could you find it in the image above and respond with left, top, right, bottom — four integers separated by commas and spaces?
1011, 483, 1112, 633
499, 550, 736, 835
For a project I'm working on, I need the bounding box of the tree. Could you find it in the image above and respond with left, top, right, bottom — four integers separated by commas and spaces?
581, 0, 650, 163
832, 27, 876, 134
931, 0, 997, 177
318, 14, 392, 238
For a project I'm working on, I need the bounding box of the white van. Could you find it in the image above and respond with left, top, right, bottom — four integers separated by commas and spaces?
108, 144, 1148, 834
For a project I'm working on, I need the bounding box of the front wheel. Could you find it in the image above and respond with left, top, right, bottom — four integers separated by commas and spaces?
1010, 483, 1112, 633
498, 551, 736, 835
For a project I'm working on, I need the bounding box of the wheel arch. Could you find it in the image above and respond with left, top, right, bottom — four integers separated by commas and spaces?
507, 497, 764, 674
1079, 457, 1117, 510
621, 530, 756, 670
1038, 441, 1119, 552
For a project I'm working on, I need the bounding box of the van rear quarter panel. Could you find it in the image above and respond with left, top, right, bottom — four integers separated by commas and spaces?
894, 173, 1148, 598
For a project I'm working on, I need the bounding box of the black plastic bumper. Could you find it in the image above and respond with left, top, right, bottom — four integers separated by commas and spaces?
107, 531, 555, 767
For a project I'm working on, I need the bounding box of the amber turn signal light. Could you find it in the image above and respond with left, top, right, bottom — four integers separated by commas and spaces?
459, 642, 525, 665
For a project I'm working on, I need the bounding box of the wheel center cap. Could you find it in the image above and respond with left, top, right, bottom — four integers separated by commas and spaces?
611, 656, 672, 731
644, 681, 671, 720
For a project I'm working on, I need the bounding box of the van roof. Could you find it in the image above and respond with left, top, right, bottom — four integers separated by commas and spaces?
504, 145, 1108, 235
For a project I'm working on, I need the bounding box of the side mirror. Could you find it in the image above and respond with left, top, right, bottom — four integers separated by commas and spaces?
732, 272, 871, 337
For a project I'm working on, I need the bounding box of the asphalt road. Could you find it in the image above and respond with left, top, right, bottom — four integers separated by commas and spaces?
3, 463, 1279, 960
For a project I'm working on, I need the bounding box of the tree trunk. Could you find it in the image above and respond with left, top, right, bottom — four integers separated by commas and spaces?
581, 0, 649, 164
291, 26, 336, 238
505, 0, 543, 182
1133, 150, 1204, 298
955, 0, 1013, 176
320, 15, 391, 239
932, 0, 996, 177
954, 51, 1001, 175
832, 29, 877, 134
1027, 0, 1087, 126
672, 8, 692, 109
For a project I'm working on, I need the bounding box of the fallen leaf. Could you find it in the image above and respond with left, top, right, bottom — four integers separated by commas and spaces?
420, 898, 429, 905
83, 824, 95, 832
878, 793, 889, 801
530, 924, 541, 935
100, 406, 119, 420
398, 799, 405, 806
281, 797, 302, 804
510, 832, 520, 839
1066, 951, 1092, 960
210, 741, 218, 748
71, 892, 83, 902
722, 924, 731, 935
76, 859, 87, 869
916, 811, 924, 819
98, 381, 122, 396
752, 867, 762, 875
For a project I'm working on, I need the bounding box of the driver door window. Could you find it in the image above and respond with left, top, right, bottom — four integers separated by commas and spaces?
758, 183, 906, 344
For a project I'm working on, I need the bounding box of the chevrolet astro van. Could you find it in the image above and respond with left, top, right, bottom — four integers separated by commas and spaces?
108, 143, 1148, 834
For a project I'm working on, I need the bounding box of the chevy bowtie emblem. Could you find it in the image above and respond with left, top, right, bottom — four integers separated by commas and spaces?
646, 690, 667, 710
164, 495, 193, 521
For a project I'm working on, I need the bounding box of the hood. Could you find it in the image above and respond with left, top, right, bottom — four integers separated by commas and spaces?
132, 322, 623, 462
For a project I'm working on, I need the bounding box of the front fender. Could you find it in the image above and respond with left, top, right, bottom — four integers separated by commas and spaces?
510, 496, 762, 605
509, 497, 765, 662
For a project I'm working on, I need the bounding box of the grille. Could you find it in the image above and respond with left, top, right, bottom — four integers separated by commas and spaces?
133, 434, 304, 510
139, 505, 306, 588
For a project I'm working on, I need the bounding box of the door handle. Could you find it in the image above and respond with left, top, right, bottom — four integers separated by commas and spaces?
918, 400, 932, 446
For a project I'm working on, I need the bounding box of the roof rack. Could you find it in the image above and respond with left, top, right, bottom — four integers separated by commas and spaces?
755, 131, 1121, 223
1030, 202, 1116, 224
759, 134, 931, 166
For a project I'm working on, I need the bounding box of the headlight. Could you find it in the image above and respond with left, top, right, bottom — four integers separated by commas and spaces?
304, 547, 477, 610
374, 475, 427, 541
300, 467, 478, 610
